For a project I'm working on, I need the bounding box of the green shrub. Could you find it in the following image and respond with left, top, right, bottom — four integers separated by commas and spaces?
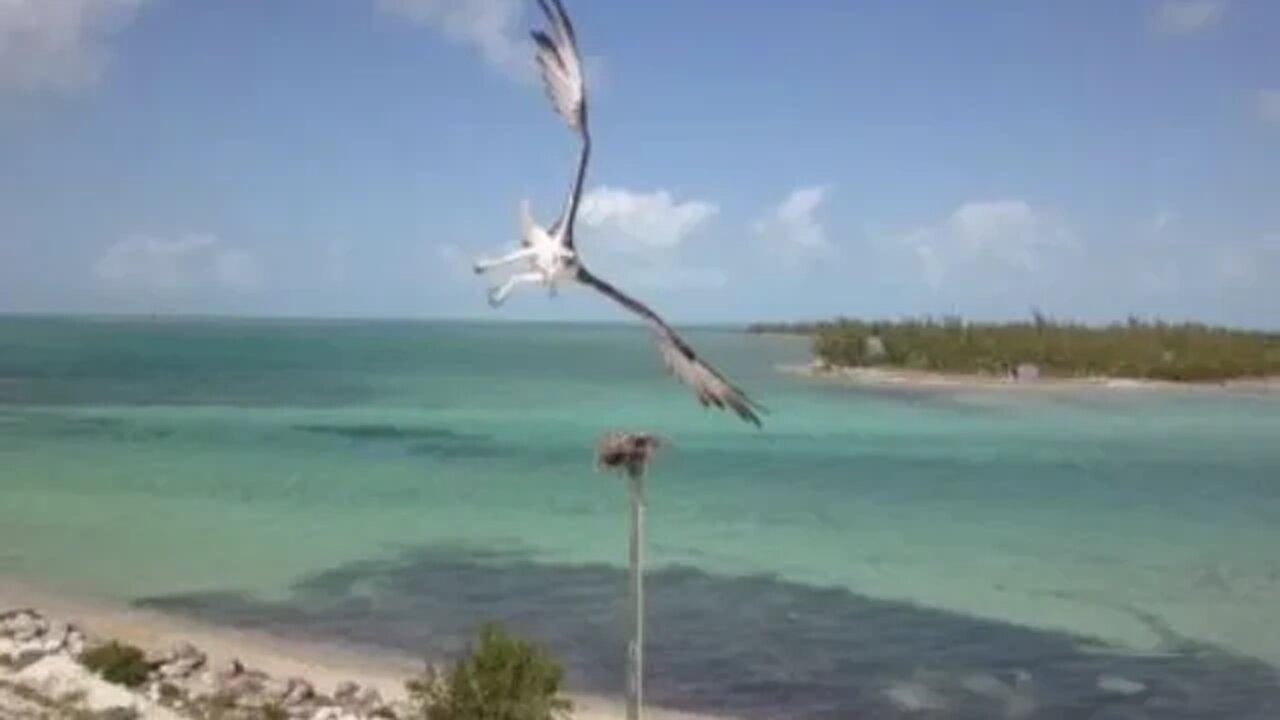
78, 641, 150, 688
405, 623, 572, 720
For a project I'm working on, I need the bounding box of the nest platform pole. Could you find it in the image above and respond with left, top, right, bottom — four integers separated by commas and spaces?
594, 432, 661, 720
626, 464, 645, 720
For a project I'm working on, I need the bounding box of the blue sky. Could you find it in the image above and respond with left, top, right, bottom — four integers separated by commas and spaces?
1, 0, 1277, 327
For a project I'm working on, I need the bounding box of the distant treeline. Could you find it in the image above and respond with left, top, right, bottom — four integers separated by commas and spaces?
748, 313, 1280, 382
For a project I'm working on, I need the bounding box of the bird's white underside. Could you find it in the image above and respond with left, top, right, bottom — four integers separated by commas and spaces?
473, 207, 576, 306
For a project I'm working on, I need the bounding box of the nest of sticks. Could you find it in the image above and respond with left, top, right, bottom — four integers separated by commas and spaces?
594, 432, 662, 476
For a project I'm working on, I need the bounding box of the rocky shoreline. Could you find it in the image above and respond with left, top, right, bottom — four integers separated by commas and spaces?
1, 608, 408, 720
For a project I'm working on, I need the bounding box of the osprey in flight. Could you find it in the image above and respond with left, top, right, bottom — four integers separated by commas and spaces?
473, 0, 766, 427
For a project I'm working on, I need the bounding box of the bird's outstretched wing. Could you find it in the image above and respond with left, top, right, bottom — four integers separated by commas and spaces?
531, 0, 590, 249
576, 265, 767, 427
531, 0, 585, 135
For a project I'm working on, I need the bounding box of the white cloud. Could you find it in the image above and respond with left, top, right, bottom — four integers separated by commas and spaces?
577, 186, 719, 251
568, 186, 727, 292
753, 185, 833, 254
376, 0, 529, 79
94, 233, 263, 295
1255, 89, 1280, 125
1153, 0, 1228, 33
895, 200, 1077, 290
0, 0, 146, 96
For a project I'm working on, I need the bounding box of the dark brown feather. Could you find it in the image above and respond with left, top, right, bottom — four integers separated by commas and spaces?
575, 265, 766, 427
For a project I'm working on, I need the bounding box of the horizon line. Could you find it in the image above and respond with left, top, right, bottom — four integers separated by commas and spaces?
0, 310, 754, 330
2, 310, 1276, 334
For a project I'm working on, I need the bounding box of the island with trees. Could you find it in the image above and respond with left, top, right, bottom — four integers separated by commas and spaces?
749, 312, 1280, 385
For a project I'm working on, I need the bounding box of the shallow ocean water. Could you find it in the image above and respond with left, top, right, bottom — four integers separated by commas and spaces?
1, 316, 1278, 718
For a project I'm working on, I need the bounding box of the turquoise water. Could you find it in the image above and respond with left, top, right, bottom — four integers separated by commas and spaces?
2, 316, 1279, 718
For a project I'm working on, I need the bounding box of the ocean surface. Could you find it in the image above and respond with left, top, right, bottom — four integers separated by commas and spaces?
2, 316, 1279, 719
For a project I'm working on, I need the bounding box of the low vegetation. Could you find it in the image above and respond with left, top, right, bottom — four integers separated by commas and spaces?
6, 608, 579, 720
78, 641, 150, 689
405, 622, 572, 720
749, 313, 1280, 382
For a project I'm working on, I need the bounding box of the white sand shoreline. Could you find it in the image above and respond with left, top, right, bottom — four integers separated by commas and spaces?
0, 577, 732, 720
780, 362, 1280, 395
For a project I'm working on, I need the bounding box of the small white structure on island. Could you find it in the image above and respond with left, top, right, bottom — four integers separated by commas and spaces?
1014, 363, 1041, 383
864, 335, 888, 362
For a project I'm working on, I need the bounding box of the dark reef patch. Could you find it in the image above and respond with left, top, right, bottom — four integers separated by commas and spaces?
137, 545, 1280, 720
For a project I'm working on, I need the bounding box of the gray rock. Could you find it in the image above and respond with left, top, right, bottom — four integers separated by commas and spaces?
356, 686, 385, 713
388, 699, 416, 719
39, 623, 71, 653
181, 669, 221, 698
236, 688, 272, 710
333, 681, 360, 702
8, 648, 46, 671
0, 609, 40, 629
283, 677, 315, 706
286, 699, 326, 720
260, 676, 293, 701
2, 610, 47, 642
310, 708, 343, 720
215, 670, 267, 707
0, 636, 47, 664
219, 657, 245, 678
161, 657, 205, 679
65, 627, 88, 657
152, 641, 203, 666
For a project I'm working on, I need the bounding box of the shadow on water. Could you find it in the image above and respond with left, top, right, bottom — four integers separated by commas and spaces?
136, 546, 1280, 720
291, 423, 504, 460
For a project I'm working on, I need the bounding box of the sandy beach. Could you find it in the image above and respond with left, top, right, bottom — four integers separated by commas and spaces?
780, 362, 1280, 394
0, 578, 732, 720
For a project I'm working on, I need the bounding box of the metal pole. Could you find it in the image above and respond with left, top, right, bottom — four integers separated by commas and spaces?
626, 467, 645, 720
